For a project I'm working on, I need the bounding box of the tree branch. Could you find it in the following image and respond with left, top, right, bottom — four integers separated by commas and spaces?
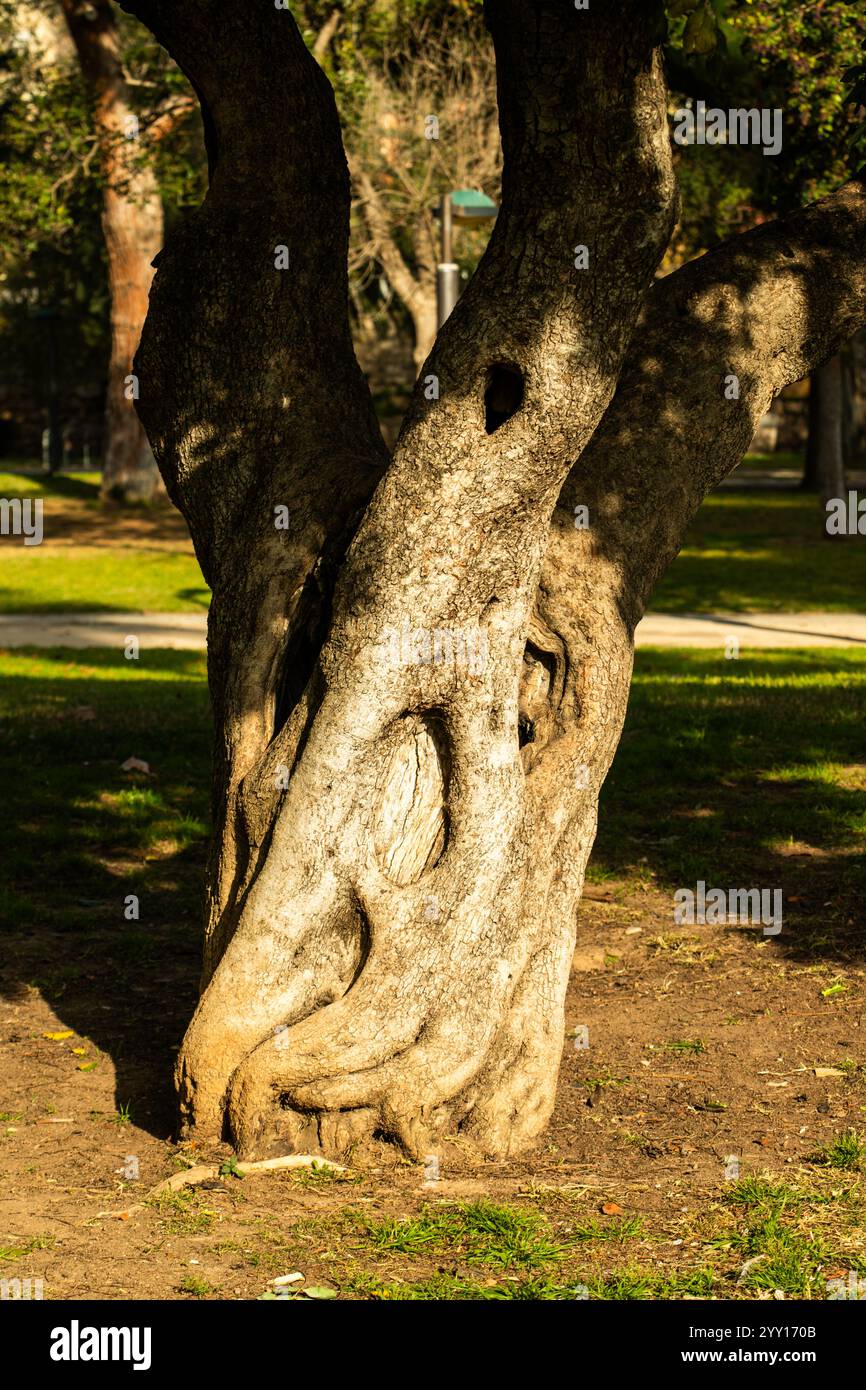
144, 93, 198, 143
115, 0, 387, 567
349, 158, 427, 323
555, 180, 866, 623
312, 8, 341, 64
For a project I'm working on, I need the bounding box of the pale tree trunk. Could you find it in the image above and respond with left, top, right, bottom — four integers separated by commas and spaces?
118, 0, 866, 1163
61, 0, 164, 503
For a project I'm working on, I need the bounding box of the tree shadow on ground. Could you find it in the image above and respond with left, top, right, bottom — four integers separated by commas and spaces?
591, 648, 866, 966
0, 645, 862, 1141
0, 647, 210, 1138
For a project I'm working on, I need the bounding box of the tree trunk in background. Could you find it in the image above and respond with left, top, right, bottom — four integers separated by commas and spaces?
802, 369, 821, 490
118, 0, 866, 1165
803, 355, 847, 514
807, 354, 847, 533
60, 0, 164, 504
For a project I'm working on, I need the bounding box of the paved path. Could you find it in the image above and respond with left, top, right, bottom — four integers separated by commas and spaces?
635, 611, 866, 648
0, 610, 865, 650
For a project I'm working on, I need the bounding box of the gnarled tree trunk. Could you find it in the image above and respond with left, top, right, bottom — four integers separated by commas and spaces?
118, 0, 866, 1163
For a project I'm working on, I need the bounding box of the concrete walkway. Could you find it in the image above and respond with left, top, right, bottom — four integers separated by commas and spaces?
0, 610, 865, 650
0, 612, 208, 650
635, 611, 866, 648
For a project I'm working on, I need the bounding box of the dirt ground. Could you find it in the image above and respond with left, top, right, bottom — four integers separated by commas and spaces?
2, 878, 863, 1301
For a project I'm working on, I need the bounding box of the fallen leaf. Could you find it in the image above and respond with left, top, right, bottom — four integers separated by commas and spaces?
600, 1202, 623, 1215
44, 1031, 74, 1041
77, 1061, 98, 1072
814, 1067, 845, 1078
303, 1287, 337, 1300
121, 756, 150, 774
72, 1048, 86, 1056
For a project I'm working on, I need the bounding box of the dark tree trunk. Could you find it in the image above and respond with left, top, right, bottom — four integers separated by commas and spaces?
803, 353, 848, 511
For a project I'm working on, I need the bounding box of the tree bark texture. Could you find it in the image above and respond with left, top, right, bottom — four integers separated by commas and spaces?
117, 0, 866, 1162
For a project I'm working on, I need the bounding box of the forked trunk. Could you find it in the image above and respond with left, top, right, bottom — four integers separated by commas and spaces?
117, 0, 866, 1162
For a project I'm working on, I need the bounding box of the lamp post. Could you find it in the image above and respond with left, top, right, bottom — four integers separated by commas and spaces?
435, 188, 498, 329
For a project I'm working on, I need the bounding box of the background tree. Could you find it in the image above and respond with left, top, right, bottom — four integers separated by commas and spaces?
667, 0, 866, 500
115, 0, 866, 1161
58, 0, 198, 502
293, 1, 499, 374
0, 0, 203, 499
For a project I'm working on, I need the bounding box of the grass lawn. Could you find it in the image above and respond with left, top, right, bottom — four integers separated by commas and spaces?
0, 548, 208, 613
593, 647, 866, 908
1, 463, 865, 614
0, 470, 208, 613
0, 646, 863, 1299
651, 491, 866, 613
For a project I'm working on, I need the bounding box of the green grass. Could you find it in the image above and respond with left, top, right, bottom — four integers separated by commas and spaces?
345, 1271, 586, 1300
0, 643, 861, 968
0, 469, 208, 612
808, 1130, 866, 1172
0, 648, 210, 990
347, 1200, 567, 1270
0, 464, 863, 614
591, 648, 866, 922
0, 548, 208, 613
0, 1234, 55, 1261
651, 490, 866, 612
717, 1177, 866, 1296
0, 469, 101, 498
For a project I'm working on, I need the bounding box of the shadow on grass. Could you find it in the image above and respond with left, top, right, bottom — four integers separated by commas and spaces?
0, 648, 210, 1137
650, 492, 866, 613
0, 592, 210, 615
591, 648, 866, 964
0, 470, 103, 501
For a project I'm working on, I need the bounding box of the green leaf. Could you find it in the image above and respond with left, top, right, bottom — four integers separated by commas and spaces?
303, 1286, 338, 1300
218, 1156, 245, 1180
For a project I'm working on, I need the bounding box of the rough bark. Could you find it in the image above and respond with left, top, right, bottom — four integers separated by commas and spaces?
61, 0, 165, 503
117, 0, 866, 1163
